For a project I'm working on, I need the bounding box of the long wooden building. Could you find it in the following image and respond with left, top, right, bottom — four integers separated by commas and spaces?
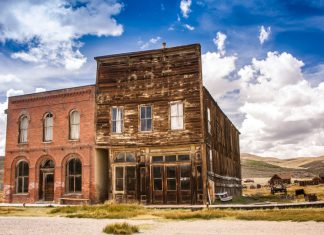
94, 43, 241, 204
3, 43, 241, 205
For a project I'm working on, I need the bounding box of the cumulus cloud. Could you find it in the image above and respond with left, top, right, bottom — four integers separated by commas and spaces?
180, 0, 192, 18
0, 0, 123, 70
213, 32, 227, 56
140, 37, 162, 49
238, 52, 324, 158
259, 25, 271, 45
184, 24, 195, 31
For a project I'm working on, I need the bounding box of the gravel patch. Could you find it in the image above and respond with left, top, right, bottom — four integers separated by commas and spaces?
0, 217, 324, 235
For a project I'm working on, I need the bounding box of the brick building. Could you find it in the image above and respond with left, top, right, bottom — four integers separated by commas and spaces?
3, 85, 97, 203
4, 44, 241, 204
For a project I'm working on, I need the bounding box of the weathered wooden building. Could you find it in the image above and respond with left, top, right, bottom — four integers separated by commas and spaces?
94, 43, 241, 204
3, 43, 241, 205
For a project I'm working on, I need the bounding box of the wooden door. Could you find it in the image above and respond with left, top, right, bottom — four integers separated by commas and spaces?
179, 165, 192, 204
165, 165, 177, 204
152, 166, 163, 204
44, 173, 54, 201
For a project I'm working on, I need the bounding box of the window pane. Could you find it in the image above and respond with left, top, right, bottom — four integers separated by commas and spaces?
152, 156, 163, 162
126, 166, 136, 178
17, 178, 23, 193
178, 155, 190, 161
112, 108, 117, 120
140, 106, 146, 119
180, 165, 191, 178
69, 176, 74, 192
181, 179, 190, 190
75, 159, 82, 175
126, 153, 136, 162
170, 103, 177, 116
116, 179, 124, 191
154, 179, 162, 191
165, 155, 176, 162
68, 160, 75, 174
23, 177, 29, 193
178, 103, 183, 116
146, 106, 152, 118
115, 153, 125, 162
127, 178, 136, 191
153, 166, 162, 178
140, 119, 146, 131
112, 121, 117, 133
75, 176, 82, 192
167, 179, 176, 191
116, 167, 124, 178
146, 119, 152, 131
167, 166, 176, 178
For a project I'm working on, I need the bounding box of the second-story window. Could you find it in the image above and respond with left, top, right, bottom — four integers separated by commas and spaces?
140, 105, 152, 132
19, 115, 28, 143
70, 110, 80, 140
170, 102, 184, 130
207, 108, 211, 134
44, 113, 53, 142
112, 107, 123, 133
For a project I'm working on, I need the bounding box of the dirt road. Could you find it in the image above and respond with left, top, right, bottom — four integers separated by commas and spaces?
0, 217, 323, 235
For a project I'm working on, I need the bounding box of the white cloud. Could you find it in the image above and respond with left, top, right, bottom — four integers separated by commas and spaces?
259, 25, 271, 45
35, 88, 46, 93
180, 0, 192, 18
213, 32, 227, 56
140, 37, 162, 49
0, 0, 123, 70
184, 24, 195, 31
238, 52, 324, 158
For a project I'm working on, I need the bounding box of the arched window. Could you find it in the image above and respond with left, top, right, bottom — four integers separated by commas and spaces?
19, 115, 28, 143
16, 161, 29, 193
69, 110, 80, 140
43, 113, 53, 142
66, 158, 82, 193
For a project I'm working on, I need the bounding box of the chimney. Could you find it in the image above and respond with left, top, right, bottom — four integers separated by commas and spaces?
162, 42, 166, 49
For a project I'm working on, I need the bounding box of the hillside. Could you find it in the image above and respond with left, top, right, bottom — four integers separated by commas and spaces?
241, 153, 324, 179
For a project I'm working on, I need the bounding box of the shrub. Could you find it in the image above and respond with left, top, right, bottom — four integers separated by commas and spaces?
103, 222, 139, 234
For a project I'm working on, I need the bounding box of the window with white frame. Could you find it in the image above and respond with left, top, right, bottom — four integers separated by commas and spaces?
209, 149, 213, 172
207, 108, 211, 134
19, 115, 28, 143
69, 110, 80, 140
112, 107, 123, 133
43, 113, 53, 142
170, 102, 184, 130
140, 105, 152, 131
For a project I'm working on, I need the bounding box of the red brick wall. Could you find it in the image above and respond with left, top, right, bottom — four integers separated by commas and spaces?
4, 85, 96, 203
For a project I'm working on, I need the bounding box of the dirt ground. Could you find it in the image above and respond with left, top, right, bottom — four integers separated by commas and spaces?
1, 217, 324, 235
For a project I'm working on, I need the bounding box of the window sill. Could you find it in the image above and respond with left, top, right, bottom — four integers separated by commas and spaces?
13, 193, 29, 196
68, 139, 80, 142
63, 193, 82, 196
42, 141, 53, 144
17, 142, 28, 146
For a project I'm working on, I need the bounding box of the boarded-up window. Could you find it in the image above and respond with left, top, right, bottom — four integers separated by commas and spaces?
43, 113, 53, 142
69, 110, 80, 140
66, 158, 82, 193
170, 102, 183, 130
207, 108, 211, 134
112, 107, 123, 133
140, 105, 152, 131
19, 115, 28, 143
16, 161, 29, 193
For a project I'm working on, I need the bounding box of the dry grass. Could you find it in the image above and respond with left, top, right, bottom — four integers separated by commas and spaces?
0, 207, 54, 217
50, 203, 146, 219
103, 222, 139, 234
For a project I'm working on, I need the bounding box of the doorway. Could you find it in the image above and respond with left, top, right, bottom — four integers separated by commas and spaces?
39, 159, 55, 201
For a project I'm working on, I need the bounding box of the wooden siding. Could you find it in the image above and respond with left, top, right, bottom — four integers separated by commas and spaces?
96, 44, 203, 147
203, 88, 241, 196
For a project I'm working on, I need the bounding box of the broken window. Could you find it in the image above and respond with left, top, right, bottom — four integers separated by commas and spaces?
140, 105, 152, 131
16, 161, 29, 193
19, 115, 28, 143
112, 107, 123, 133
69, 110, 80, 140
170, 102, 184, 130
43, 113, 53, 142
66, 158, 82, 193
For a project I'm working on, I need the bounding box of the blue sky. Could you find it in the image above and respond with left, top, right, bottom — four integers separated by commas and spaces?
0, 0, 323, 158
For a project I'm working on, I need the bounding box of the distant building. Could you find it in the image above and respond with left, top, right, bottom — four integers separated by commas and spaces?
319, 173, 324, 183
269, 173, 291, 185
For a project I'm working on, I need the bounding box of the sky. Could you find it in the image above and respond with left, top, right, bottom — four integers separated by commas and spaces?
0, 0, 323, 158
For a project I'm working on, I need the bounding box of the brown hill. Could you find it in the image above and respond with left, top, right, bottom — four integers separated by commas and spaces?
241, 153, 324, 179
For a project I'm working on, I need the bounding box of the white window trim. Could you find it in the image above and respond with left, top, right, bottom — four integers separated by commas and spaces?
139, 104, 153, 132
111, 106, 124, 134
170, 101, 184, 130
